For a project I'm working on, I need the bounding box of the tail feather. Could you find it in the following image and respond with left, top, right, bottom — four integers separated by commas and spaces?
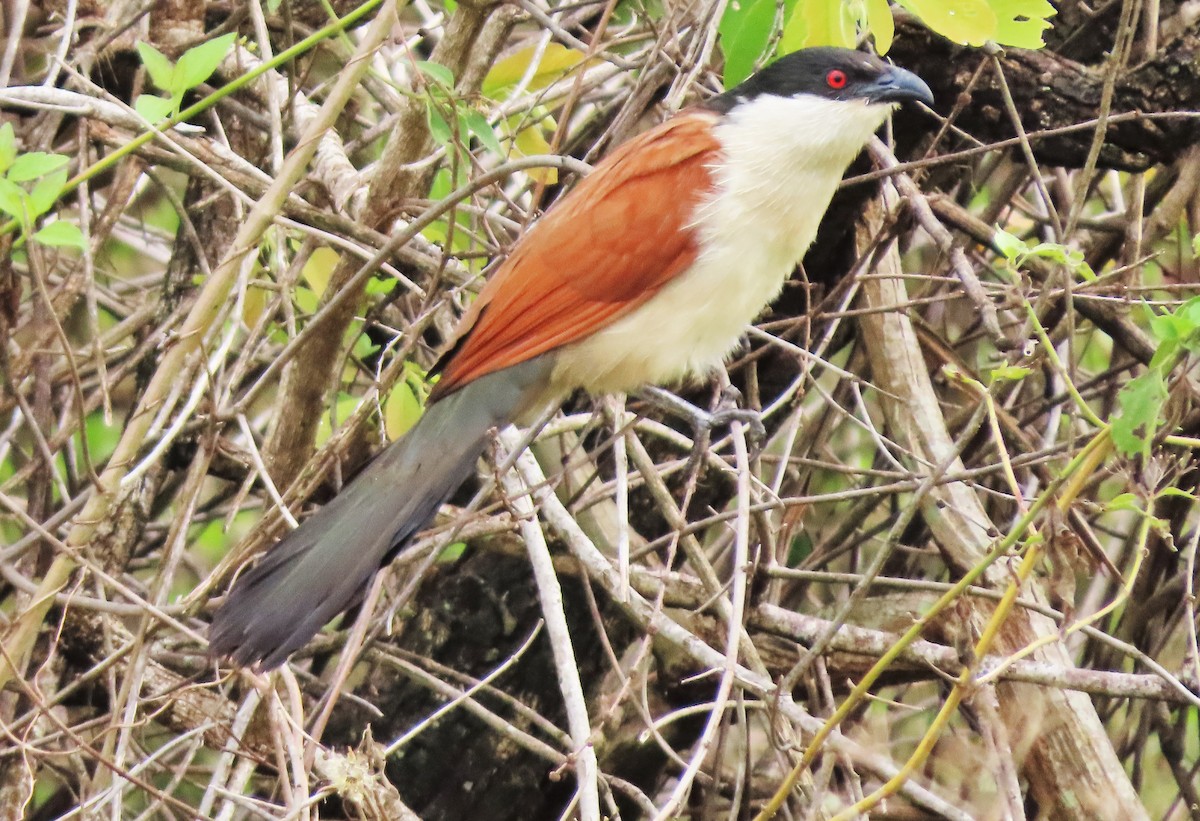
209, 359, 552, 669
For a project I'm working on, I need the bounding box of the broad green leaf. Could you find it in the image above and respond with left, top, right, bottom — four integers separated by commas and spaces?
27, 169, 69, 218
364, 275, 396, 296
782, 0, 857, 51
1179, 296, 1200, 329
513, 123, 557, 183
33, 220, 85, 249
1149, 312, 1184, 344
385, 380, 424, 438
1026, 241, 1070, 264
1160, 486, 1197, 501
416, 60, 455, 88
0, 178, 26, 222
135, 93, 177, 123
136, 41, 176, 90
300, 246, 340, 296
438, 542, 467, 562
351, 328, 380, 360
174, 32, 237, 92
1192, 232, 1200, 257
0, 123, 16, 175
483, 43, 586, 97
899, 0, 996, 46
293, 285, 319, 315
241, 283, 270, 328
463, 109, 504, 156
1111, 370, 1168, 457
719, 0, 777, 86
1149, 337, 1180, 371
1106, 492, 1140, 513
426, 102, 453, 146
316, 392, 362, 446
993, 227, 1026, 261
7, 152, 68, 182
863, 0, 895, 53
990, 0, 1055, 48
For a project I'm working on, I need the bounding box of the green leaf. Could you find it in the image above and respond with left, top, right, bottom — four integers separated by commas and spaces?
990, 365, 1031, 381
0, 177, 27, 223
1106, 492, 1140, 513
173, 32, 237, 93
416, 60, 455, 88
33, 220, 85, 249
782, 0, 857, 51
437, 542, 467, 562
134, 93, 178, 123
898, 0, 997, 46
990, 0, 1055, 49
1026, 241, 1069, 264
718, 0, 777, 86
482, 43, 586, 98
7, 152, 68, 182
1149, 312, 1184, 344
463, 109, 504, 156
364, 275, 396, 296
993, 227, 1026, 261
385, 380, 424, 438
1149, 338, 1180, 371
1111, 371, 1168, 457
864, 0, 895, 53
0, 122, 16, 176
1192, 232, 1200, 258
27, 169, 68, 218
1159, 486, 1196, 501
1180, 295, 1200, 324
135, 41, 176, 90
426, 102, 452, 146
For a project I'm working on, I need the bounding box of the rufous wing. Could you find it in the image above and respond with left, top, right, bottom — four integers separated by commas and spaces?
429, 111, 723, 401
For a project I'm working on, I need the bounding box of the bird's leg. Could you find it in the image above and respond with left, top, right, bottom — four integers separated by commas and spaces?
707, 371, 767, 446
638, 379, 766, 460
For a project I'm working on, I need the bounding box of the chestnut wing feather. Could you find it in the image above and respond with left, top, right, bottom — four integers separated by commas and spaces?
430, 112, 722, 401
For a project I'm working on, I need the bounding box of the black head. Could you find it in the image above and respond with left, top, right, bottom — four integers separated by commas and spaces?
708, 47, 933, 113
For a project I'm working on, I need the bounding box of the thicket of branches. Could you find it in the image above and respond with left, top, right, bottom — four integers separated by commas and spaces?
2, 0, 1200, 818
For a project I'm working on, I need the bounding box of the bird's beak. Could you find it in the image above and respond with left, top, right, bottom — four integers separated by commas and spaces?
862, 66, 934, 107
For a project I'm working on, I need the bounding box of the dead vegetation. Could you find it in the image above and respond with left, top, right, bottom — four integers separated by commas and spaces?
2, 0, 1200, 818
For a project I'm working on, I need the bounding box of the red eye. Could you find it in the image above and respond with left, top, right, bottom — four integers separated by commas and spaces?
826, 69, 847, 89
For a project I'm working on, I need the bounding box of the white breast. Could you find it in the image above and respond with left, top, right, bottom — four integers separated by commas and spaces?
549, 94, 893, 396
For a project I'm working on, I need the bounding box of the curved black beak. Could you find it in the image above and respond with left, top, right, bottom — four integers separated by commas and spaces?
863, 65, 934, 107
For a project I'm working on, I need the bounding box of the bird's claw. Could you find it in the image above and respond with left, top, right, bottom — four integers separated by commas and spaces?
707, 405, 767, 449
637, 386, 766, 466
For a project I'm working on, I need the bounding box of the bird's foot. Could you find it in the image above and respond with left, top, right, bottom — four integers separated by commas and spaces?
707, 384, 766, 447
638, 386, 765, 465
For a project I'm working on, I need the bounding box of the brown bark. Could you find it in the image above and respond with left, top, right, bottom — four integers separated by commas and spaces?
263, 0, 516, 489
889, 19, 1200, 171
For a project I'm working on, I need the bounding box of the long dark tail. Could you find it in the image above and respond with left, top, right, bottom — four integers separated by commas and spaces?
209, 359, 552, 669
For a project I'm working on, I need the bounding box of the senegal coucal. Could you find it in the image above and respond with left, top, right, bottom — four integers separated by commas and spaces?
210, 46, 934, 668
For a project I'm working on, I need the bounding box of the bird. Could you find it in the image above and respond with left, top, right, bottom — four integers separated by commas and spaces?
210, 46, 934, 669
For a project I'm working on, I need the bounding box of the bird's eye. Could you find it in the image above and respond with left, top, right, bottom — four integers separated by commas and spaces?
826, 69, 848, 90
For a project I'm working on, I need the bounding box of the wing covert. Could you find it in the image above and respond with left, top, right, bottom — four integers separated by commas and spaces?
429, 112, 723, 401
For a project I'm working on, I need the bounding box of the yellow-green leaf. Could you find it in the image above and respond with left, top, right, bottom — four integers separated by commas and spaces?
720, 0, 777, 85
781, 0, 857, 52
483, 43, 585, 98
301, 246, 340, 296
863, 0, 895, 53
900, 0, 997, 45
513, 123, 558, 184
384, 380, 425, 438
991, 0, 1055, 48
